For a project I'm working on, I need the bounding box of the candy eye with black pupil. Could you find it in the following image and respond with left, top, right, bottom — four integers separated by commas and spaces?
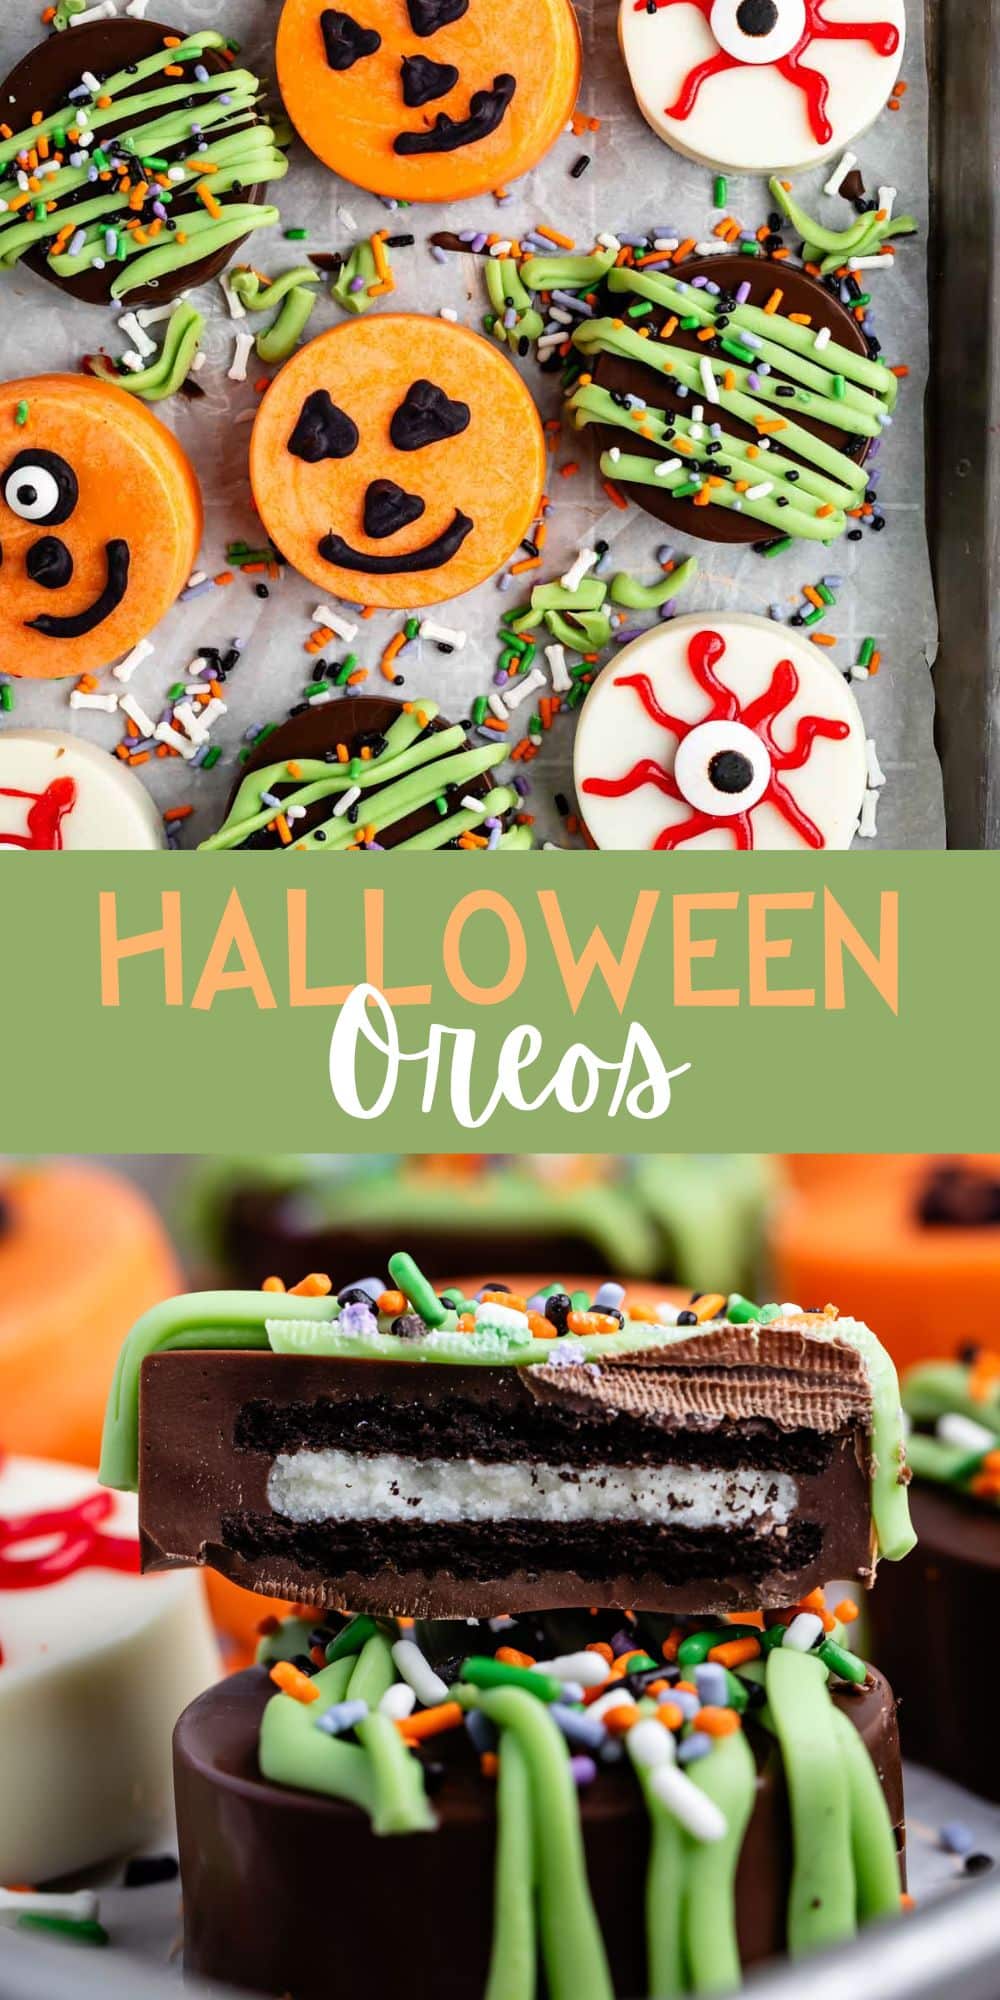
288, 389, 359, 462
405, 0, 468, 33
320, 7, 381, 69
389, 379, 470, 451
2, 449, 78, 526
363, 477, 425, 539
401, 53, 459, 105
708, 0, 808, 62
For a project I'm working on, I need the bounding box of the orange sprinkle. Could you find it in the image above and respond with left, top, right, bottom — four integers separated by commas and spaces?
834, 1599, 859, 1625
377, 1289, 407, 1315
815, 503, 834, 519
262, 1276, 287, 1293
481, 1289, 527, 1311
656, 1701, 684, 1732
559, 460, 580, 478
586, 1642, 615, 1665
270, 1661, 320, 1704
379, 629, 407, 682
509, 556, 542, 575
708, 1636, 761, 1669
163, 804, 194, 823
602, 478, 628, 510
690, 1292, 726, 1323
197, 182, 222, 220
496, 1647, 536, 1668
289, 1272, 333, 1298
810, 633, 838, 649
672, 237, 696, 263
399, 1701, 464, 1742
480, 1752, 499, 1780
889, 364, 910, 379
602, 1705, 637, 1737
695, 1706, 742, 1738
536, 225, 575, 249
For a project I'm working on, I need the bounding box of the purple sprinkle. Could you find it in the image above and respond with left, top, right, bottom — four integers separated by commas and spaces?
705, 281, 721, 295
610, 1629, 634, 1659
152, 201, 168, 221
747, 372, 762, 391
458, 229, 478, 243
470, 231, 488, 253
570, 1755, 598, 1787
219, 93, 232, 105
616, 231, 648, 248
655, 544, 675, 564
340, 1301, 378, 1337
496, 571, 513, 592
658, 600, 677, 621
194, 63, 210, 81
430, 244, 449, 264
678, 1732, 712, 1765
86, 164, 98, 183
503, 306, 517, 328
940, 1822, 976, 1857
735, 281, 752, 303
180, 578, 218, 600
512, 774, 529, 797
614, 626, 646, 645
349, 275, 366, 293
68, 228, 87, 257
690, 275, 708, 290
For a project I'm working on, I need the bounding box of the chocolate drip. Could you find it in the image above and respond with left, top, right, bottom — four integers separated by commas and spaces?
319, 8, 381, 68
394, 74, 516, 154
319, 508, 473, 573
401, 54, 459, 106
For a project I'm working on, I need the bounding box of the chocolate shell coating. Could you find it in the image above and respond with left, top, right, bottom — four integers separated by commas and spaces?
592, 254, 873, 547
867, 1482, 1000, 1801
0, 19, 264, 307
226, 693, 496, 850
174, 1662, 904, 2000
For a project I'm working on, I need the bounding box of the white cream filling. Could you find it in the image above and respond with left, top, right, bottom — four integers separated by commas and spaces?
266, 1451, 798, 1530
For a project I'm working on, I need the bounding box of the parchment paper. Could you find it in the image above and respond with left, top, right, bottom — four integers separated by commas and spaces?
0, 0, 945, 849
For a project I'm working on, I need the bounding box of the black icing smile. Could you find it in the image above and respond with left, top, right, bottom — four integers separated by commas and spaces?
26, 538, 130, 638
318, 510, 473, 574
394, 72, 516, 154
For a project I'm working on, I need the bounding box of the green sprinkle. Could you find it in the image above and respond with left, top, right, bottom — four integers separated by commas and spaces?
434, 794, 448, 816
285, 226, 309, 240
725, 1293, 763, 1324
461, 1656, 562, 1703
404, 616, 420, 639
679, 315, 700, 330
816, 583, 835, 605
802, 606, 825, 626
677, 1628, 760, 1669
672, 479, 700, 499
713, 175, 727, 208
528, 715, 543, 739
472, 695, 488, 725
326, 1615, 379, 1663
831, 375, 847, 399
760, 1624, 789, 1652
16, 1916, 109, 1948
720, 338, 755, 363
739, 239, 760, 256
335, 653, 358, 684
303, 680, 331, 696
818, 1639, 868, 1685
387, 1251, 449, 1328
202, 744, 221, 769
0, 684, 13, 712
627, 300, 653, 319
857, 636, 875, 668
167, 682, 186, 701
762, 536, 794, 557
758, 1303, 784, 1323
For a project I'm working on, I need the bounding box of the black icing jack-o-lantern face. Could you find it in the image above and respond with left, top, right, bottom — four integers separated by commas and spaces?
276, 0, 581, 203
0, 375, 202, 681
249, 317, 546, 608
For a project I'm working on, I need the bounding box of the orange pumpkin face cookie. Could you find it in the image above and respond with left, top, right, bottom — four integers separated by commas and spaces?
0, 375, 202, 680
250, 316, 546, 608
275, 0, 581, 203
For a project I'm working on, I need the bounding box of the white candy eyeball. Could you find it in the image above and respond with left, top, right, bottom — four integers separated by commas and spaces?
2, 450, 78, 526
672, 718, 771, 818
708, 0, 808, 64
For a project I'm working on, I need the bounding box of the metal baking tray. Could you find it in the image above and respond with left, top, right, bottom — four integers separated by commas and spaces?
925, 0, 997, 847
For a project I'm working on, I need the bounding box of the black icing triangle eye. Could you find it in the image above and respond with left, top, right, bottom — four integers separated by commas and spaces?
389, 379, 471, 451
405, 0, 468, 36
320, 7, 381, 69
288, 390, 359, 462
401, 53, 459, 106
363, 478, 425, 539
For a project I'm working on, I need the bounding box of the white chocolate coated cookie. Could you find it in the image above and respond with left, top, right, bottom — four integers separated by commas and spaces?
618, 0, 905, 174
0, 1455, 220, 1884
574, 613, 867, 851
0, 729, 165, 849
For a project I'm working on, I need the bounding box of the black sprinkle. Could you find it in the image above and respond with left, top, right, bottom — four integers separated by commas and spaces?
570, 153, 591, 179
124, 1856, 180, 1889
965, 1854, 995, 1876
384, 233, 416, 247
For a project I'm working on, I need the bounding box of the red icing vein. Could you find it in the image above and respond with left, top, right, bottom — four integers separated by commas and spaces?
0, 776, 77, 850
0, 1486, 139, 1589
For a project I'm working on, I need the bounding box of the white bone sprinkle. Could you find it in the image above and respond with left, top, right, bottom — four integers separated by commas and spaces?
228, 331, 255, 383
312, 605, 359, 642
69, 691, 118, 712
119, 693, 155, 736
419, 619, 467, 650
560, 547, 598, 592
858, 787, 879, 839
112, 636, 154, 683
502, 666, 546, 711
117, 310, 156, 358
545, 643, 571, 693
865, 738, 886, 789
824, 150, 856, 198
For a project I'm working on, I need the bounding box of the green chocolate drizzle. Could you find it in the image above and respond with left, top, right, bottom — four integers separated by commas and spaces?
567, 262, 896, 545
899, 1358, 1000, 1507
0, 34, 287, 300
766, 1648, 855, 1955
197, 699, 526, 853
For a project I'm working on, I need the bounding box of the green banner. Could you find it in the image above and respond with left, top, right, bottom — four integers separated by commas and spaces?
1, 851, 995, 1151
